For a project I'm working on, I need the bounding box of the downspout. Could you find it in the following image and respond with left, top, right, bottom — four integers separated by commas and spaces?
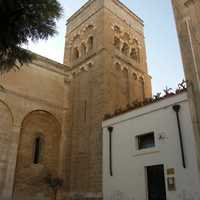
107, 126, 114, 176
173, 105, 186, 168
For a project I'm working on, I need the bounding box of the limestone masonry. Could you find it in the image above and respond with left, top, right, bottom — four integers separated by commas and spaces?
172, 0, 200, 174
0, 0, 152, 199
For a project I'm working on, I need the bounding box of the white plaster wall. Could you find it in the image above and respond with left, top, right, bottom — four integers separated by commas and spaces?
102, 92, 200, 200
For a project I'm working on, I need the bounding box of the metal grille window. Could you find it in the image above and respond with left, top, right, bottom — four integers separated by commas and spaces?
137, 132, 155, 150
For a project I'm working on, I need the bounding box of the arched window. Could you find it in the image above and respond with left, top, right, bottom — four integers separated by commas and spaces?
114, 37, 121, 50
122, 43, 129, 55
33, 136, 44, 164
80, 43, 87, 57
139, 77, 145, 101
115, 62, 121, 71
73, 47, 79, 59
136, 48, 140, 62
132, 39, 139, 46
130, 48, 140, 62
88, 63, 93, 68
114, 25, 121, 33
130, 48, 137, 60
132, 72, 137, 80
123, 32, 130, 41
88, 36, 94, 51
85, 24, 94, 32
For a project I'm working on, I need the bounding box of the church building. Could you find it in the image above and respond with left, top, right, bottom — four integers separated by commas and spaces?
0, 0, 152, 199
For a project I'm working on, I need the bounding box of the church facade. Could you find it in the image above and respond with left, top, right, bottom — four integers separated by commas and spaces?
0, 0, 152, 199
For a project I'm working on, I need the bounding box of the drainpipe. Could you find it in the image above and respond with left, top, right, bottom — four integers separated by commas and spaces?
173, 105, 186, 168
107, 126, 114, 176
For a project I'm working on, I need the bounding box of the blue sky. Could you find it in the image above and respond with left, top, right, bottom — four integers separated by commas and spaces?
26, 0, 184, 94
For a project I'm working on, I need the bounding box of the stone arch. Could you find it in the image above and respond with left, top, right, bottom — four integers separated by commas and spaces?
72, 71, 78, 78
132, 72, 138, 80
122, 42, 129, 55
85, 24, 94, 32
130, 48, 138, 60
123, 32, 130, 41
73, 34, 80, 42
14, 110, 61, 200
0, 100, 13, 129
114, 36, 121, 50
132, 39, 139, 46
113, 25, 121, 33
139, 76, 144, 82
129, 72, 139, 102
88, 62, 93, 68
131, 39, 140, 62
73, 47, 80, 60
0, 100, 13, 195
120, 66, 129, 108
138, 76, 145, 101
80, 43, 87, 57
115, 62, 121, 71
87, 36, 94, 51
122, 67, 129, 79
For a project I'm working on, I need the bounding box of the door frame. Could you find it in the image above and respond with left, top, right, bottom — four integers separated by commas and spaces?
145, 164, 167, 200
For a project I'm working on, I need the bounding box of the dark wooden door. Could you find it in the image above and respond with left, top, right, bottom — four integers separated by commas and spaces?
147, 165, 167, 200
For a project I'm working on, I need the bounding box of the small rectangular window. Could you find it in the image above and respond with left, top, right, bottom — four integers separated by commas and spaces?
137, 132, 155, 150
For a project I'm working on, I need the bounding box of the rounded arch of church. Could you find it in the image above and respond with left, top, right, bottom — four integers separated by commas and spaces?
14, 110, 61, 200
0, 100, 13, 194
0, 100, 13, 130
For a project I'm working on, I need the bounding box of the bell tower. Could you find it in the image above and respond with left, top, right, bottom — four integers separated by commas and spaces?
63, 0, 152, 198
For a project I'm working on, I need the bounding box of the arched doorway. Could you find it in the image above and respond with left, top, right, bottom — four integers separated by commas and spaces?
14, 110, 61, 200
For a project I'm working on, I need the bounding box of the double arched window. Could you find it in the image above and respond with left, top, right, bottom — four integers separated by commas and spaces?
113, 36, 140, 62
33, 135, 44, 164
72, 36, 94, 61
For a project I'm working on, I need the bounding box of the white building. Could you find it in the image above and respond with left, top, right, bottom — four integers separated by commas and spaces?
102, 92, 200, 200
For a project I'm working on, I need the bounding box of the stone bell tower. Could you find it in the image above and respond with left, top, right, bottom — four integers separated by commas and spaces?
63, 0, 152, 198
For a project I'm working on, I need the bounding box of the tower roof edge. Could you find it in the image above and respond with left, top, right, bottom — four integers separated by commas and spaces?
113, 0, 143, 24
66, 0, 143, 25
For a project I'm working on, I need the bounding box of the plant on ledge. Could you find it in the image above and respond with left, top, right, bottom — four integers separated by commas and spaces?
45, 174, 63, 200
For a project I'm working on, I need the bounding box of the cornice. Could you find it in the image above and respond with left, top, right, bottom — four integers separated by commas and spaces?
112, 0, 143, 25
67, 0, 96, 24
114, 54, 151, 78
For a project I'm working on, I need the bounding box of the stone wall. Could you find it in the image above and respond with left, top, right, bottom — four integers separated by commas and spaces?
0, 55, 69, 200
63, 0, 152, 199
172, 0, 200, 174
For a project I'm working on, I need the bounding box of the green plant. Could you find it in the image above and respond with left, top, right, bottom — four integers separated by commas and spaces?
45, 175, 63, 200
